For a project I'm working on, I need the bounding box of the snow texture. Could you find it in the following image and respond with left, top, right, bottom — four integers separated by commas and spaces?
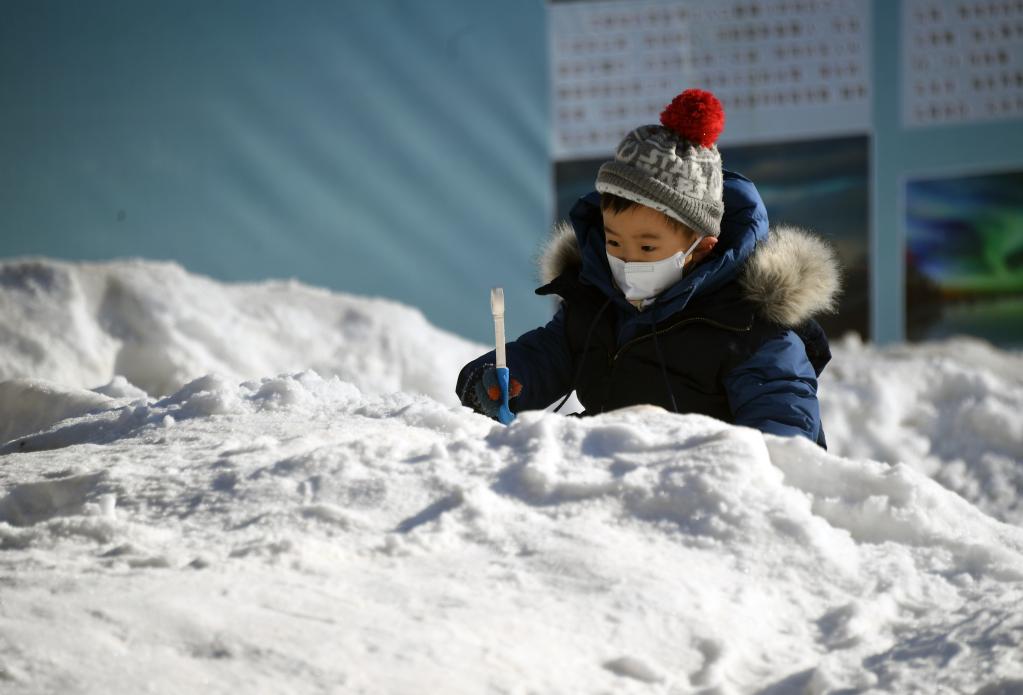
1, 258, 1022, 694
0, 258, 482, 401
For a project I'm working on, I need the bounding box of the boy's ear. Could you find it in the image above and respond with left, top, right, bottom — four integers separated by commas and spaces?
690, 236, 718, 265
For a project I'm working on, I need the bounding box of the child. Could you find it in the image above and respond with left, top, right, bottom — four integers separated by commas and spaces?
456, 89, 840, 448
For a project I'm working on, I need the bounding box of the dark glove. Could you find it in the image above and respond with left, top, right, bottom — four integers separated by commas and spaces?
459, 364, 523, 421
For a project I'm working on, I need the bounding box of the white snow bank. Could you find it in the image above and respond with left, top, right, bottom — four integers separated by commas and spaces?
0, 378, 117, 444
2, 257, 1023, 528
1, 373, 1022, 693
822, 334, 1023, 526
2, 257, 1023, 527
0, 258, 483, 403
5, 256, 1023, 528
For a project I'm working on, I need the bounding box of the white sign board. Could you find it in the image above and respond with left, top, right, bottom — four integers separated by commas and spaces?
549, 0, 872, 160
902, 0, 1023, 127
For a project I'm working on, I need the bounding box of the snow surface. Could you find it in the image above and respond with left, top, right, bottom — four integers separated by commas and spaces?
2, 258, 1023, 694
0, 258, 481, 402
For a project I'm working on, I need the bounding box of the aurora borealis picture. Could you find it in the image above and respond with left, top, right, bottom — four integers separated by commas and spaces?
906, 168, 1023, 346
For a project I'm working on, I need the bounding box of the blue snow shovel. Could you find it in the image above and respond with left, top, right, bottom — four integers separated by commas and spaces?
490, 287, 516, 426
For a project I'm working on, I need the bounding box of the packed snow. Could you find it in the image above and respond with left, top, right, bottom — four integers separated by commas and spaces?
0, 258, 479, 402
1, 258, 1022, 694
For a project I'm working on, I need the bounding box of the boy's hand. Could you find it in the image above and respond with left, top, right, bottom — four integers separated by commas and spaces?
461, 364, 523, 420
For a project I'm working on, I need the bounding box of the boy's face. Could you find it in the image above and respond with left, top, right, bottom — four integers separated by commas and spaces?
602, 204, 701, 263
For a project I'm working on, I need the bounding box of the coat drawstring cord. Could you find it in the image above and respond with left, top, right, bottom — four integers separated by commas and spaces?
649, 304, 679, 413
553, 296, 614, 413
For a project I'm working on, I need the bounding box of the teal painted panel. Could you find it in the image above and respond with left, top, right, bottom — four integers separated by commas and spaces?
0, 0, 551, 345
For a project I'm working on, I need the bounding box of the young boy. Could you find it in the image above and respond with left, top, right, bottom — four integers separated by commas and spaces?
456, 89, 840, 447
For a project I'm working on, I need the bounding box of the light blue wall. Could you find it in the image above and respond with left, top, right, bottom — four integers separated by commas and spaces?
0, 0, 551, 345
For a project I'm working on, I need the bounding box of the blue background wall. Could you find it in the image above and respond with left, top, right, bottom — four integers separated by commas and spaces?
2, 0, 1022, 344
0, 0, 551, 344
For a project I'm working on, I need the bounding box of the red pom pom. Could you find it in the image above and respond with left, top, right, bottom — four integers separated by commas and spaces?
659, 89, 725, 148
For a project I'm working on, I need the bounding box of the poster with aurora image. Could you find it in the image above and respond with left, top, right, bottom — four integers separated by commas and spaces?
905, 168, 1023, 347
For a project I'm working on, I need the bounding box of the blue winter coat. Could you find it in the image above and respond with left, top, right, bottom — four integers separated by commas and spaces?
457, 170, 840, 447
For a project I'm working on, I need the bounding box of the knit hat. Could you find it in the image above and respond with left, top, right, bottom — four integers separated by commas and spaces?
595, 89, 725, 238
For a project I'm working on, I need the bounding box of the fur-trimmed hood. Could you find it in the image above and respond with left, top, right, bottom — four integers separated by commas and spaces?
538, 218, 841, 328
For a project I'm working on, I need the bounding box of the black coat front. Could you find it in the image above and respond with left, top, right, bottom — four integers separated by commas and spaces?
537, 270, 787, 420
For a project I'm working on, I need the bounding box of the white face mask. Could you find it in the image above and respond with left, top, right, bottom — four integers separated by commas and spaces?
606, 235, 704, 301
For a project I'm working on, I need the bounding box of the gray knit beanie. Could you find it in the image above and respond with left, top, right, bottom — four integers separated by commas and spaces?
595, 89, 725, 238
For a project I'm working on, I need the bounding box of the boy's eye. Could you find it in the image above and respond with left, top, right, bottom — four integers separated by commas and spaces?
641, 245, 656, 253
606, 240, 620, 247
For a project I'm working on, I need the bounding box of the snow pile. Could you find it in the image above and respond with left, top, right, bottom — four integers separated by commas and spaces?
3, 257, 1023, 692
4, 257, 1021, 525
0, 378, 119, 444
2, 257, 1022, 525
1, 373, 1022, 693
823, 335, 1023, 526
0, 258, 483, 402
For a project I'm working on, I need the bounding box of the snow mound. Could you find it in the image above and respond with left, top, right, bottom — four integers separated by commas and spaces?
824, 334, 1023, 525
2, 257, 1022, 526
3, 256, 1023, 690
1, 371, 363, 455
1, 373, 1022, 693
4, 257, 1023, 523
0, 258, 483, 403
0, 379, 119, 443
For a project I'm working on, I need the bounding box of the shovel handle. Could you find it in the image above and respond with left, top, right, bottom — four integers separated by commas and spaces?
490, 287, 506, 369
490, 288, 515, 425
